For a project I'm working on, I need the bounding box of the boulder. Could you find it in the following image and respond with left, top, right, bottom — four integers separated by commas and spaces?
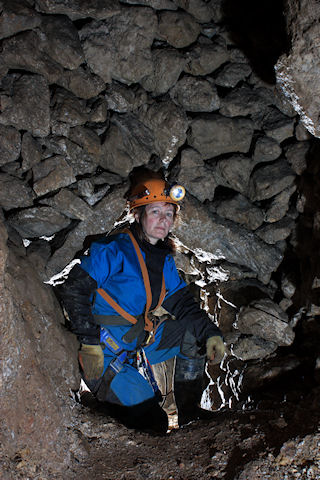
0, 125, 21, 166
264, 185, 297, 223
157, 11, 201, 48
43, 189, 93, 221
8, 207, 71, 238
219, 85, 269, 117
170, 76, 220, 112
249, 159, 296, 202
80, 8, 157, 84
32, 156, 77, 197
56, 66, 105, 100
105, 83, 148, 113
210, 155, 256, 196
184, 38, 230, 76
215, 194, 264, 231
20, 132, 42, 173
256, 217, 295, 245
253, 136, 282, 164
215, 62, 252, 88
0, 0, 41, 40
51, 88, 89, 127
188, 114, 254, 159
0, 173, 35, 211
0, 74, 50, 137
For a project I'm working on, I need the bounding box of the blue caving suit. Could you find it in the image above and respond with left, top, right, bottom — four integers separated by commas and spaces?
58, 224, 222, 409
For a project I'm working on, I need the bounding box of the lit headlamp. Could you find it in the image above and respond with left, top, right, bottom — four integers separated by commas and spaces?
169, 184, 185, 202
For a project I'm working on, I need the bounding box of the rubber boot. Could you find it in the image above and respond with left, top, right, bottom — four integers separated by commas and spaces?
174, 355, 206, 426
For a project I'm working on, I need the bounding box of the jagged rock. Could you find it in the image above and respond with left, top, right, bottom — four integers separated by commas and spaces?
100, 113, 154, 176
39, 136, 99, 176
0, 219, 82, 477
68, 126, 102, 157
121, 0, 177, 8
0, 125, 21, 166
157, 11, 201, 48
8, 206, 71, 238
262, 108, 295, 143
93, 172, 123, 186
39, 15, 84, 70
20, 132, 42, 173
0, 31, 64, 83
237, 298, 295, 346
45, 183, 127, 279
105, 83, 148, 113
80, 8, 157, 85
285, 141, 309, 175
215, 194, 264, 231
173, 0, 215, 22
215, 63, 252, 88
249, 159, 296, 202
219, 85, 269, 117
175, 195, 283, 284
32, 156, 76, 197
253, 136, 282, 163
177, 148, 217, 202
265, 185, 297, 223
255, 217, 295, 245
188, 115, 254, 159
184, 38, 230, 76
34, 0, 121, 20
232, 336, 278, 361
0, 0, 42, 40
89, 97, 109, 124
140, 49, 186, 96
211, 155, 256, 196
0, 74, 50, 137
0, 173, 35, 211
44, 189, 93, 221
138, 100, 188, 166
77, 179, 110, 206
51, 88, 89, 127
169, 76, 220, 112
56, 66, 106, 100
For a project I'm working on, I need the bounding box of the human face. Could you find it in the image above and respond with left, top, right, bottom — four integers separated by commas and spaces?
135, 202, 175, 245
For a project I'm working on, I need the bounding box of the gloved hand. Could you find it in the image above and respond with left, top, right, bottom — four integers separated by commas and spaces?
206, 336, 227, 365
78, 344, 104, 380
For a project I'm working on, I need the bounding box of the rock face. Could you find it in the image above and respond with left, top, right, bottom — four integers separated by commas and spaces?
276, 0, 320, 137
0, 1, 318, 477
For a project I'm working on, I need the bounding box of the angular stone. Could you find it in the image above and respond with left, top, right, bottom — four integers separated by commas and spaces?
157, 11, 201, 48
77, 179, 110, 206
211, 155, 256, 196
89, 98, 109, 124
68, 126, 102, 157
51, 88, 89, 127
141, 49, 186, 96
45, 183, 128, 279
262, 108, 295, 143
0, 173, 35, 211
232, 336, 278, 361
219, 85, 269, 117
184, 38, 230, 76
33, 156, 76, 197
56, 66, 105, 100
0, 125, 21, 166
255, 217, 295, 245
175, 195, 283, 284
38, 136, 99, 176
237, 298, 294, 346
44, 189, 93, 221
8, 207, 71, 238
174, 0, 216, 23
0, 74, 50, 137
249, 159, 296, 202
100, 113, 154, 176
80, 8, 157, 85
39, 15, 84, 70
34, 0, 121, 20
216, 194, 264, 231
177, 148, 217, 202
253, 136, 282, 163
170, 76, 220, 112
0, 0, 42, 40
105, 83, 148, 113
139, 100, 188, 166
215, 62, 252, 88
188, 115, 254, 160
0, 31, 64, 83
295, 121, 312, 141
285, 141, 309, 175
120, 0, 177, 9
265, 185, 297, 223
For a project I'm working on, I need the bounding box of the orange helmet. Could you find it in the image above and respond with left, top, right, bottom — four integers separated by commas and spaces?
128, 178, 185, 210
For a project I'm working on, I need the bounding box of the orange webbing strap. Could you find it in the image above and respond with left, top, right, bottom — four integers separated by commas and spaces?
97, 229, 166, 332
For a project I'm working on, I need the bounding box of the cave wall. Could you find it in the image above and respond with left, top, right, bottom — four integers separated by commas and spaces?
0, 0, 318, 476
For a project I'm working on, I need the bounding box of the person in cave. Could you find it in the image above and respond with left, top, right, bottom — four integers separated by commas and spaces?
58, 169, 226, 433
